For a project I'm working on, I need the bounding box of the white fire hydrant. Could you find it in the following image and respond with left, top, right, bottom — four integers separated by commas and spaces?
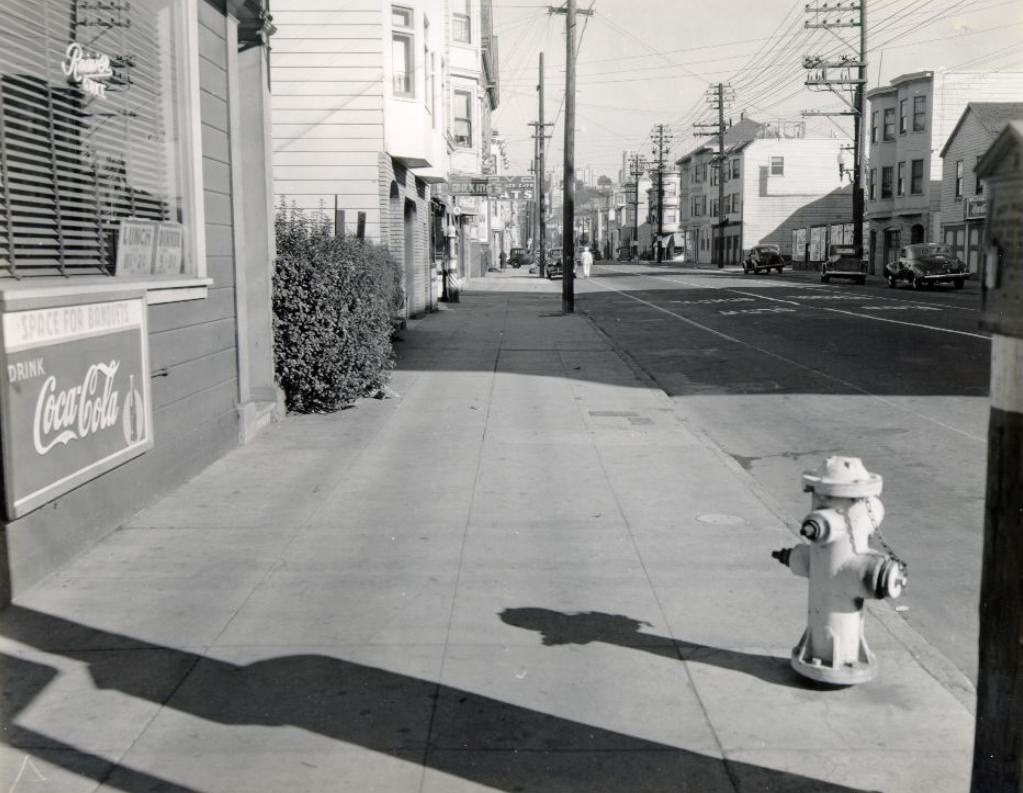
772, 456, 907, 685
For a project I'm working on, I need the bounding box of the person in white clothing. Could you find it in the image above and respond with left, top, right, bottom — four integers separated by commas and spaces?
580, 245, 593, 278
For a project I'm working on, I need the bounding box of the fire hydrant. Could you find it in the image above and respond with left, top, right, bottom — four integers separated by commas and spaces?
772, 456, 907, 685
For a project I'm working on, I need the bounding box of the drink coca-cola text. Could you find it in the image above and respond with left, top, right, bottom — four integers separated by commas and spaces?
33, 361, 121, 455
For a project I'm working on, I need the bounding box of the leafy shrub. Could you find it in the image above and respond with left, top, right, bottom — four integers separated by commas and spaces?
273, 208, 404, 413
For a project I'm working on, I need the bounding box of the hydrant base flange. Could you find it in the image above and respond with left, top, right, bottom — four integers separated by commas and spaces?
790, 628, 878, 686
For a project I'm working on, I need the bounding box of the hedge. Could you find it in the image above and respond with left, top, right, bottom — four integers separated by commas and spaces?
272, 208, 404, 413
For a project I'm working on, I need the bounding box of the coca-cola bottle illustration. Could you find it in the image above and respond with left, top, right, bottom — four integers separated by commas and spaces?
122, 374, 143, 444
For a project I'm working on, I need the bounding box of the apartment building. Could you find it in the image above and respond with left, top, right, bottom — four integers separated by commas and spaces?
647, 172, 682, 258
938, 102, 1023, 274
678, 119, 848, 265
271, 0, 499, 314
622, 171, 652, 258
865, 70, 1023, 273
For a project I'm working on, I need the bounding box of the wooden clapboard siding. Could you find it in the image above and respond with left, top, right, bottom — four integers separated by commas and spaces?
2, 0, 243, 598
270, 0, 385, 239
740, 138, 849, 255
149, 0, 237, 448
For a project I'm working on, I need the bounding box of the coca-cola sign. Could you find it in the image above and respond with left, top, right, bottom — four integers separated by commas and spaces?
1, 297, 152, 519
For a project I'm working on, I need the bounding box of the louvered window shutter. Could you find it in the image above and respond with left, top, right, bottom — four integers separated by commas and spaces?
1, 0, 183, 278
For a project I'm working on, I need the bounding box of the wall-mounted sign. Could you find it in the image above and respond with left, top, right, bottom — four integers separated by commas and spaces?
0, 297, 153, 519
62, 42, 113, 99
965, 197, 987, 220
448, 175, 535, 200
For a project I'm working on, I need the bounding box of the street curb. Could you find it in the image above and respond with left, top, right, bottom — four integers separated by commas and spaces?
579, 305, 978, 716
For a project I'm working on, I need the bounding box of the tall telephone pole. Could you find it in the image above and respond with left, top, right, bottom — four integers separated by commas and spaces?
549, 1, 593, 313
650, 124, 673, 263
529, 52, 553, 277
694, 83, 732, 268
802, 1, 867, 255
628, 153, 647, 261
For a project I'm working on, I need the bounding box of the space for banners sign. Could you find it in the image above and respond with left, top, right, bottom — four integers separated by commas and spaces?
1, 297, 153, 519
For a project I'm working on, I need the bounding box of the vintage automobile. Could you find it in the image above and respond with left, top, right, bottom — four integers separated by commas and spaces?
884, 243, 968, 290
545, 249, 564, 279
509, 247, 532, 268
820, 244, 867, 285
742, 244, 785, 274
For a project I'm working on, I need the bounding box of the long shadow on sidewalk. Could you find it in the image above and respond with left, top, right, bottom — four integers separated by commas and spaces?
501, 607, 802, 689
0, 606, 877, 793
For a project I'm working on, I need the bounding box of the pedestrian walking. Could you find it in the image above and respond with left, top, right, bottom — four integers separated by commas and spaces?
581, 245, 593, 278
499, 250, 507, 270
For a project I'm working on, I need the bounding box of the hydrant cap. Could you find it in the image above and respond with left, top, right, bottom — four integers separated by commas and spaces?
802, 456, 882, 497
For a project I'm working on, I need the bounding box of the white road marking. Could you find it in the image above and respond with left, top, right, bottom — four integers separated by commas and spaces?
588, 276, 986, 443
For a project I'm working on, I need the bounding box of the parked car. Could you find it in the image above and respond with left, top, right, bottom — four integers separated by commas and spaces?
742, 244, 785, 274
821, 244, 867, 284
509, 247, 532, 268
545, 249, 563, 279
884, 243, 968, 290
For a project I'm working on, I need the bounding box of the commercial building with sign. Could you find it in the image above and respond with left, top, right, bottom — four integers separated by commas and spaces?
865, 70, 1023, 274
938, 102, 1023, 275
0, 0, 280, 599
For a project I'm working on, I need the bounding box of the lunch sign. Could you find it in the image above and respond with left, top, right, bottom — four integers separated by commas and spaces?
0, 297, 153, 519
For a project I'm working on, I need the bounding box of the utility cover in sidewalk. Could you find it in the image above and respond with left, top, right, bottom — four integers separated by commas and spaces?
696, 513, 746, 526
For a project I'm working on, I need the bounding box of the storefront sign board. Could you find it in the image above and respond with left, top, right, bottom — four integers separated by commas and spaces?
0, 296, 153, 519
153, 222, 185, 275
116, 220, 158, 275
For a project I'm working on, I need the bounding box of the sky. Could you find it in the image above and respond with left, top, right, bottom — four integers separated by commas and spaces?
490, 0, 1023, 180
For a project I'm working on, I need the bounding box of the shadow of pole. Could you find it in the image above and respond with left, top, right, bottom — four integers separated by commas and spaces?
0, 606, 877, 793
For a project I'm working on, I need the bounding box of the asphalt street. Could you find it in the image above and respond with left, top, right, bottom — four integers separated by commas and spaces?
576, 262, 989, 683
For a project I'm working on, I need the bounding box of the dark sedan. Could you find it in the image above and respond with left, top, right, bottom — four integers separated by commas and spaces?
885, 243, 969, 290
742, 244, 785, 274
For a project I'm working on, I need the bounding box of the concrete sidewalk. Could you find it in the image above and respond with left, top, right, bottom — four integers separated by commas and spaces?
0, 272, 973, 793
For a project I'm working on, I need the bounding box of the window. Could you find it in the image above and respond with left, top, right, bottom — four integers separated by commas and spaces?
897, 162, 905, 196
770, 156, 784, 175
732, 158, 740, 179
911, 159, 924, 195
881, 166, 893, 198
871, 111, 878, 143
0, 0, 201, 280
976, 156, 983, 194
424, 19, 433, 115
453, 89, 472, 147
452, 0, 471, 43
883, 108, 895, 140
912, 96, 926, 132
869, 168, 876, 199
392, 6, 414, 97
954, 159, 963, 198
710, 198, 719, 217
710, 166, 718, 186
899, 99, 908, 134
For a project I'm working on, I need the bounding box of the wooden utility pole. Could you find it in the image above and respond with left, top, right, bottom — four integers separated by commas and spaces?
715, 84, 726, 268
549, 1, 592, 312
694, 83, 731, 268
650, 124, 673, 263
802, 2, 867, 255
970, 126, 1023, 793
628, 153, 646, 260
